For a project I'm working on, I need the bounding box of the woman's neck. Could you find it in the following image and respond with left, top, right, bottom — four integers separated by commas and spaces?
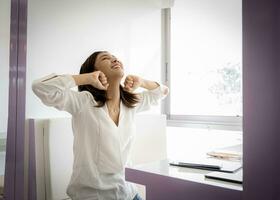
106, 79, 121, 106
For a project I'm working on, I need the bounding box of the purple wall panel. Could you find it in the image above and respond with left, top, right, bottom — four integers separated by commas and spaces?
15, 0, 27, 199
278, 4, 280, 200
28, 119, 37, 200
4, 0, 19, 199
243, 0, 280, 199
4, 0, 27, 199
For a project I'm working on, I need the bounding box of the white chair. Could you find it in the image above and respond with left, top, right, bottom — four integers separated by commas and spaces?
32, 118, 73, 200
129, 114, 167, 200
131, 114, 167, 165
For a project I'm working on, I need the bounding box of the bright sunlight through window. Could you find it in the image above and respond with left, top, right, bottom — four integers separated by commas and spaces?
170, 0, 242, 117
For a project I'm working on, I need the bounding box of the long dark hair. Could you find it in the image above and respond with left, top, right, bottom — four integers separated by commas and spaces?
78, 51, 140, 108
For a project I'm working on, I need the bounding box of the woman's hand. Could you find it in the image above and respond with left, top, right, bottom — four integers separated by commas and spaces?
88, 71, 109, 90
124, 75, 143, 92
73, 71, 109, 90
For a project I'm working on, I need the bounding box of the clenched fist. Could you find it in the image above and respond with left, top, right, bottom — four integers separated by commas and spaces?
123, 75, 143, 92
88, 71, 109, 90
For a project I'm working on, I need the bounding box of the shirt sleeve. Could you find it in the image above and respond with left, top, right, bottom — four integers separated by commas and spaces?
135, 83, 169, 113
32, 73, 94, 115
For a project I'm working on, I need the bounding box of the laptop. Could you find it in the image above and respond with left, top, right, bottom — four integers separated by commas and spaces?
205, 169, 243, 184
169, 158, 242, 173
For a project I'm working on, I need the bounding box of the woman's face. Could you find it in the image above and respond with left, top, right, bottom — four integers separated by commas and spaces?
94, 52, 124, 80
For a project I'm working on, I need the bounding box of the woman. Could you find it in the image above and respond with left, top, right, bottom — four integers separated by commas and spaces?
32, 51, 169, 200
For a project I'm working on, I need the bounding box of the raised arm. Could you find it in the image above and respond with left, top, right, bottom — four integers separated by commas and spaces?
72, 71, 109, 89
124, 75, 169, 113
32, 71, 109, 115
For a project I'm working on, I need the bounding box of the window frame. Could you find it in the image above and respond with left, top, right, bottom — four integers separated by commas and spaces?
161, 8, 242, 131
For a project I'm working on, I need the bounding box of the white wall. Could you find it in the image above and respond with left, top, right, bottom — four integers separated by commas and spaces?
26, 0, 163, 118
0, 0, 10, 134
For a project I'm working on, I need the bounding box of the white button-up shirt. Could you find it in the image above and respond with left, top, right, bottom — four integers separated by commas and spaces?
32, 74, 169, 200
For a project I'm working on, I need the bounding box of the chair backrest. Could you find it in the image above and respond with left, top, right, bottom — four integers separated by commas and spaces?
32, 114, 167, 200
131, 114, 167, 165
44, 118, 73, 200
32, 117, 73, 200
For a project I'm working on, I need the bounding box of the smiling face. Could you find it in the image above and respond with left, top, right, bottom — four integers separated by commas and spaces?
94, 52, 124, 80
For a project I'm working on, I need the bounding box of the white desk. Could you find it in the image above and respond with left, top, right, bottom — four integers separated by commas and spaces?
126, 159, 242, 200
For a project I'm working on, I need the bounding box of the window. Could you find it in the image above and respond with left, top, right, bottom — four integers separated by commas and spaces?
162, 0, 242, 130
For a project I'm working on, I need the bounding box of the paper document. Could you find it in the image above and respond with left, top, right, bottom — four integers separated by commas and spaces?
207, 144, 242, 160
